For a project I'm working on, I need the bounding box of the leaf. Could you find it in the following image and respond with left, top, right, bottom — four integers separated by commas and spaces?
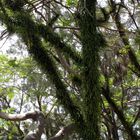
8, 59, 18, 67
7, 92, 15, 100
7, 88, 15, 100
66, 0, 77, 6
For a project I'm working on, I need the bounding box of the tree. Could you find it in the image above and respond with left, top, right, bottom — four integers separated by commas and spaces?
0, 0, 140, 140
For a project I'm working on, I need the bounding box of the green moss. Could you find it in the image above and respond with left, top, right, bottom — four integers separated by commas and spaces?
78, 0, 102, 139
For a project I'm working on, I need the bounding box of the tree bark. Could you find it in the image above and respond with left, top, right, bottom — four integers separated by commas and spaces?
0, 111, 45, 140
78, 0, 101, 139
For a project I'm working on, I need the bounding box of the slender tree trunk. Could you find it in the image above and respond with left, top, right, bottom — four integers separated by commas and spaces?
78, 0, 101, 139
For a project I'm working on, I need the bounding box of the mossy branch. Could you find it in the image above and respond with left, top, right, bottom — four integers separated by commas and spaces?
37, 24, 82, 65
27, 34, 84, 124
0, 3, 82, 66
0, 4, 84, 126
109, 0, 140, 74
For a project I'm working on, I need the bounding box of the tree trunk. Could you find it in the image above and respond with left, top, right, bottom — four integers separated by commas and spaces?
78, 0, 101, 139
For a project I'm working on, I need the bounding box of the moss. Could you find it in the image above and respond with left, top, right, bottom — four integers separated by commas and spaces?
38, 24, 82, 65
78, 0, 101, 139
26, 34, 85, 128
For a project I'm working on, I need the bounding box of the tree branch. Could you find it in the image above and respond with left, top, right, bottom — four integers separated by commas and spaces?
55, 48, 76, 74
37, 24, 82, 65
49, 123, 76, 140
102, 86, 139, 140
109, 0, 140, 74
0, 111, 38, 121
0, 111, 46, 140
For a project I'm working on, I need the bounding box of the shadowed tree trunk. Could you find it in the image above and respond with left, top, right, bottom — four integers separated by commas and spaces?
78, 0, 101, 139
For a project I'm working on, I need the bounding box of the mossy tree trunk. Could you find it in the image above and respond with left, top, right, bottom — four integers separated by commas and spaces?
78, 0, 101, 139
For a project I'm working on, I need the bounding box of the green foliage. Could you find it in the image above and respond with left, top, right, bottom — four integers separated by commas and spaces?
66, 0, 77, 6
